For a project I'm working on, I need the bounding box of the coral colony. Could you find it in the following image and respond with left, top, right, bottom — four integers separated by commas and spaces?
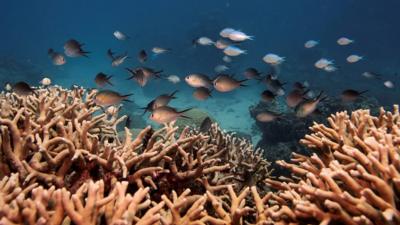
1, 81, 400, 225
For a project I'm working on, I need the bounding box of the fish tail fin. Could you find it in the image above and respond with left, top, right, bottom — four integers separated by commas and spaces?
239, 79, 248, 87
121, 93, 134, 102
179, 107, 193, 114
359, 90, 369, 95
106, 80, 113, 86
248, 35, 255, 40
82, 51, 90, 57
179, 115, 192, 120
155, 70, 163, 74
169, 90, 179, 98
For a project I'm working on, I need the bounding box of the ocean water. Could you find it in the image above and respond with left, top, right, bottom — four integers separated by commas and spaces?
1, 0, 400, 144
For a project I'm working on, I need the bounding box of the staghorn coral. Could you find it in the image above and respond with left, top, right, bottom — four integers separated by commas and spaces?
264, 105, 400, 225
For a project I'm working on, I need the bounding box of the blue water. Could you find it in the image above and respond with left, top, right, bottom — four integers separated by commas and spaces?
1, 0, 400, 139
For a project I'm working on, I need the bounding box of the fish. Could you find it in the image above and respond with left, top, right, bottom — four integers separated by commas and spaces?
141, 100, 156, 115
219, 28, 236, 38
315, 58, 334, 69
223, 46, 246, 56
262, 54, 285, 65
4, 82, 12, 91
384, 80, 394, 88
222, 55, 232, 63
40, 78, 51, 86
150, 106, 192, 124
286, 89, 309, 108
193, 87, 212, 101
126, 67, 163, 87
293, 81, 309, 91
94, 90, 133, 107
199, 117, 213, 133
138, 49, 147, 63
346, 55, 363, 63
13, 82, 35, 96
213, 74, 247, 92
167, 75, 180, 84
214, 39, 231, 49
304, 40, 319, 48
227, 30, 253, 42
295, 91, 326, 118
341, 89, 368, 102
337, 37, 354, 46
185, 73, 213, 88
196, 37, 214, 46
362, 72, 382, 80
113, 30, 129, 40
263, 75, 286, 96
214, 65, 229, 73
107, 49, 128, 67
95, 72, 113, 87
153, 90, 178, 109
152, 47, 170, 55
260, 90, 276, 102
48, 48, 66, 65
64, 39, 90, 57
323, 65, 338, 72
256, 111, 281, 122
244, 68, 262, 79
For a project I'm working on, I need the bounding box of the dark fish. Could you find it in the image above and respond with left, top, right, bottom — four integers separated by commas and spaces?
286, 89, 309, 108
263, 74, 286, 96
244, 68, 262, 79
141, 100, 156, 115
13, 82, 35, 96
94, 90, 133, 107
108, 49, 128, 67
213, 74, 247, 92
193, 87, 212, 101
125, 116, 131, 129
295, 91, 326, 118
293, 81, 309, 91
153, 90, 178, 108
260, 90, 276, 102
341, 89, 368, 102
126, 68, 147, 87
199, 117, 213, 133
64, 39, 90, 57
48, 48, 66, 65
95, 72, 113, 87
138, 49, 147, 63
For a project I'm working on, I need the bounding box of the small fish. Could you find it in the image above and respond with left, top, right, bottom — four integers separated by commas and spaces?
48, 48, 66, 65
315, 58, 334, 69
214, 65, 229, 73
227, 30, 254, 42
295, 91, 326, 118
150, 106, 192, 124
293, 81, 309, 91
199, 117, 213, 133
260, 90, 276, 102
214, 39, 230, 49
304, 40, 319, 48
256, 111, 281, 122
13, 82, 35, 96
323, 65, 338, 72
384, 80, 394, 88
113, 30, 129, 40
141, 100, 156, 115
152, 47, 170, 55
4, 82, 12, 91
196, 37, 214, 46
126, 68, 147, 87
263, 75, 286, 96
222, 55, 232, 63
244, 68, 262, 79
153, 90, 178, 109
64, 39, 90, 57
94, 90, 133, 107
40, 77, 51, 86
223, 46, 246, 56
193, 87, 212, 101
107, 49, 128, 67
362, 72, 382, 80
213, 74, 247, 92
167, 75, 180, 84
337, 37, 354, 46
286, 89, 309, 108
95, 72, 113, 87
185, 73, 213, 88
346, 55, 363, 63
341, 89, 368, 102
219, 28, 236, 38
263, 54, 285, 65
125, 116, 131, 129
138, 49, 147, 63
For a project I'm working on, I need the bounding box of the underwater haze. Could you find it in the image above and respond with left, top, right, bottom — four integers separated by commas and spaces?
1, 0, 400, 145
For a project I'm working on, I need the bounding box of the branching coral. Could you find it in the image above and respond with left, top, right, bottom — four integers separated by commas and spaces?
264, 105, 400, 225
